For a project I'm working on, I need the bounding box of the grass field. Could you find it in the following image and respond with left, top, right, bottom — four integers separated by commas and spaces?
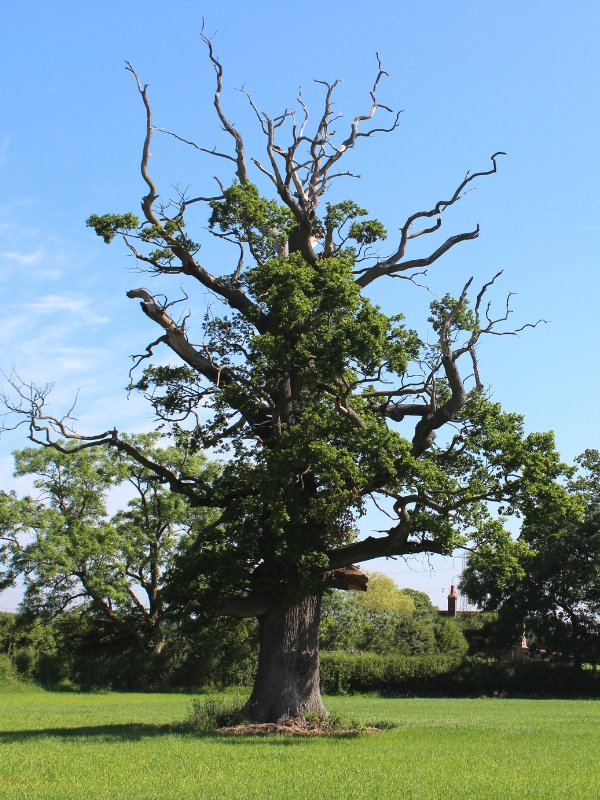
1, 687, 599, 799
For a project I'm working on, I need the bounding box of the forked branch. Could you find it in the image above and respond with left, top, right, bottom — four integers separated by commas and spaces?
356, 153, 506, 287
379, 273, 543, 456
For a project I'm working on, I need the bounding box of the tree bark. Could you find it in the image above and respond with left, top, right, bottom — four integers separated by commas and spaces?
245, 587, 326, 724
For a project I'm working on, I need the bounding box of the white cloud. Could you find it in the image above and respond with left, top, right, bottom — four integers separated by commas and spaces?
29, 294, 87, 312
2, 249, 42, 265
27, 294, 109, 323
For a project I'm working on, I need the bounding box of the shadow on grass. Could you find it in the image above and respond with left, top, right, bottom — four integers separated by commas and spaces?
0, 723, 362, 746
0, 723, 174, 743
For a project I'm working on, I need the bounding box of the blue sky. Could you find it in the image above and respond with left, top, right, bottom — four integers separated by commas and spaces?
1, 0, 599, 610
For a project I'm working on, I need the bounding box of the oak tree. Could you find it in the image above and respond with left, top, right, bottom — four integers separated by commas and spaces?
3, 36, 563, 722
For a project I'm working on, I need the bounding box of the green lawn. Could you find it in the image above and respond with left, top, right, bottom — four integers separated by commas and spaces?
1, 688, 599, 799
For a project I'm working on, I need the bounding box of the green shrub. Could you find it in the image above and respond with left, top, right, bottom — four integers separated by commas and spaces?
320, 586, 468, 657
460, 658, 600, 698
6, 610, 258, 692
186, 695, 248, 731
0, 653, 19, 685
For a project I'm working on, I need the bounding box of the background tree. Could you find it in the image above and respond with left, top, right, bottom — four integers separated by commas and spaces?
320, 573, 466, 656
0, 434, 219, 657
461, 451, 600, 666
3, 36, 563, 723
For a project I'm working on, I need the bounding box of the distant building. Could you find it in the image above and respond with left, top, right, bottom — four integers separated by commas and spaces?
438, 584, 458, 617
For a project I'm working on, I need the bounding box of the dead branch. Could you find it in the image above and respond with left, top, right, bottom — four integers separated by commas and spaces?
155, 127, 239, 166
200, 26, 248, 184
356, 153, 505, 288
126, 288, 231, 384
128, 335, 169, 382
238, 55, 400, 265
125, 63, 161, 227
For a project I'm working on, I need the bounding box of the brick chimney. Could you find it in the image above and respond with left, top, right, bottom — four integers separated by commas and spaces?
447, 585, 457, 616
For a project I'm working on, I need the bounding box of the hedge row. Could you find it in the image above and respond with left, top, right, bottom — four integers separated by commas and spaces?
319, 652, 600, 698
320, 651, 462, 694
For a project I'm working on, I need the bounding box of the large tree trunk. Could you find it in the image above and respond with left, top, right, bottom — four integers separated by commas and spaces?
246, 588, 326, 724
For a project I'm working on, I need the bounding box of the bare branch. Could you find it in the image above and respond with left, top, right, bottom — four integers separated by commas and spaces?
356, 227, 480, 287
0, 375, 214, 505
154, 127, 238, 165
200, 26, 248, 184
357, 152, 505, 287
128, 335, 169, 382
125, 62, 161, 227
235, 55, 400, 266
125, 288, 232, 385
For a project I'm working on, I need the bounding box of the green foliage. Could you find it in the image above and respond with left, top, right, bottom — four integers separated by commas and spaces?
347, 219, 387, 245
0, 436, 221, 660
571, 449, 600, 507
209, 182, 294, 264
323, 201, 387, 247
0, 653, 18, 686
0, 610, 60, 685
0, 608, 259, 691
324, 200, 369, 229
355, 572, 416, 614
461, 448, 600, 664
86, 212, 139, 243
320, 575, 468, 658
428, 293, 477, 334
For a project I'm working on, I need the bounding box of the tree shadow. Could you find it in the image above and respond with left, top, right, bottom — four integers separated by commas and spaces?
0, 722, 173, 743
0, 723, 359, 746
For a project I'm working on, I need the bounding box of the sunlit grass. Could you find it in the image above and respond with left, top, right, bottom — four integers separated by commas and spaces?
1, 688, 599, 799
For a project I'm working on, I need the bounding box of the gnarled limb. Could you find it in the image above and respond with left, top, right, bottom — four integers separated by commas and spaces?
376, 273, 544, 456
125, 63, 162, 228
356, 227, 480, 288
327, 534, 447, 570
126, 288, 232, 385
